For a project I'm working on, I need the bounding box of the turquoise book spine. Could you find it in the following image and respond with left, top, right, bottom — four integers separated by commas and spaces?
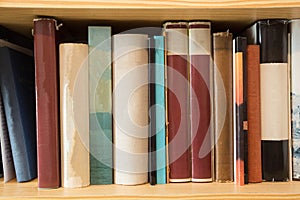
154, 36, 166, 184
88, 26, 112, 184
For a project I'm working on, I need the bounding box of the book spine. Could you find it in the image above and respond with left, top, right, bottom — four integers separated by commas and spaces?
233, 36, 248, 185
113, 34, 149, 185
258, 19, 289, 181
247, 45, 262, 183
164, 22, 190, 182
60, 43, 90, 188
34, 18, 60, 188
188, 21, 212, 182
154, 35, 166, 184
213, 31, 234, 182
88, 26, 113, 185
149, 37, 156, 185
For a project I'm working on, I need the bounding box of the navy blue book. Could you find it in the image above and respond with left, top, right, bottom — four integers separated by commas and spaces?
0, 26, 36, 182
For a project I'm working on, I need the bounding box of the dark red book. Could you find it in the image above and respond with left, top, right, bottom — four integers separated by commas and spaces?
189, 22, 212, 182
33, 18, 60, 189
164, 22, 190, 182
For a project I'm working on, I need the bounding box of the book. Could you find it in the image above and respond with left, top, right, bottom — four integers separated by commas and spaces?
33, 18, 60, 188
88, 26, 113, 185
0, 27, 36, 182
154, 35, 167, 184
164, 22, 190, 183
233, 36, 248, 185
188, 21, 213, 182
213, 31, 234, 182
113, 34, 149, 185
0, 88, 15, 182
60, 43, 90, 188
243, 19, 289, 181
247, 44, 262, 183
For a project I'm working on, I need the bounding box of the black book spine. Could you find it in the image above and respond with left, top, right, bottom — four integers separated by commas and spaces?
148, 37, 156, 185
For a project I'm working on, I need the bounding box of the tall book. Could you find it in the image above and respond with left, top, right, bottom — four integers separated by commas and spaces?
0, 27, 36, 182
188, 21, 213, 182
154, 35, 167, 184
0, 88, 15, 182
34, 18, 60, 188
213, 31, 233, 182
113, 34, 149, 185
60, 43, 90, 188
164, 22, 190, 183
233, 36, 248, 185
88, 26, 113, 184
243, 19, 289, 181
247, 44, 262, 183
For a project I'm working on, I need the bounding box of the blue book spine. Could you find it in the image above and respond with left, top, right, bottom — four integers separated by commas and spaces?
154, 36, 166, 184
0, 47, 36, 182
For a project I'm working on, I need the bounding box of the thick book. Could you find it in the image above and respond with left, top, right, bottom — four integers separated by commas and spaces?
113, 34, 149, 185
154, 35, 167, 184
188, 21, 213, 182
88, 26, 113, 185
0, 29, 37, 182
247, 44, 262, 183
60, 43, 90, 188
213, 31, 234, 182
34, 18, 60, 188
164, 22, 190, 183
243, 19, 289, 181
233, 36, 248, 185
0, 89, 15, 182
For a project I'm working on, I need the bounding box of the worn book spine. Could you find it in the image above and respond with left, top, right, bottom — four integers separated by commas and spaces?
164, 22, 190, 182
213, 31, 233, 182
88, 26, 113, 185
34, 18, 60, 188
154, 35, 166, 184
189, 21, 212, 182
113, 34, 149, 185
247, 45, 262, 183
60, 43, 90, 188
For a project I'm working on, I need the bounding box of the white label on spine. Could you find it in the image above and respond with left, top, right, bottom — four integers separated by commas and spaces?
165, 28, 188, 55
189, 28, 211, 55
260, 63, 289, 140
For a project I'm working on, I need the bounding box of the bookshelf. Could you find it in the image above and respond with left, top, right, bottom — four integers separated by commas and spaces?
0, 0, 300, 199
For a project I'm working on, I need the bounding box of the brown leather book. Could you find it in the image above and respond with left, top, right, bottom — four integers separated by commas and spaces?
247, 45, 262, 183
33, 18, 60, 189
164, 22, 190, 182
189, 21, 212, 182
213, 31, 234, 182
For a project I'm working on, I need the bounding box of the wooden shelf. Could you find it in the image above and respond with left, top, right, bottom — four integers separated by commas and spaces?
1, 179, 300, 200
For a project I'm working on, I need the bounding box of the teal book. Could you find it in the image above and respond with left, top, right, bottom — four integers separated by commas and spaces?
154, 36, 166, 184
88, 26, 113, 184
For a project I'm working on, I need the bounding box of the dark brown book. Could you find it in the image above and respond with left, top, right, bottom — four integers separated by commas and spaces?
164, 22, 190, 182
189, 21, 212, 182
33, 18, 60, 189
247, 45, 262, 183
213, 31, 233, 182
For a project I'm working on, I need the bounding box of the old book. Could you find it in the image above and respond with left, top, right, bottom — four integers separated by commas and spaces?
60, 43, 89, 188
233, 36, 248, 185
113, 34, 149, 185
247, 44, 262, 183
88, 26, 113, 185
0, 27, 36, 182
189, 21, 213, 182
213, 31, 233, 182
0, 89, 15, 182
34, 18, 60, 188
164, 22, 190, 183
154, 35, 167, 184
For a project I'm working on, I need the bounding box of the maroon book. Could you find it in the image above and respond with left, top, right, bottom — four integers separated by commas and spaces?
189, 22, 212, 182
164, 22, 190, 182
33, 18, 60, 189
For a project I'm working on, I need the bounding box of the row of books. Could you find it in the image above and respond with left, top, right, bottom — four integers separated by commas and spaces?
0, 17, 297, 188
